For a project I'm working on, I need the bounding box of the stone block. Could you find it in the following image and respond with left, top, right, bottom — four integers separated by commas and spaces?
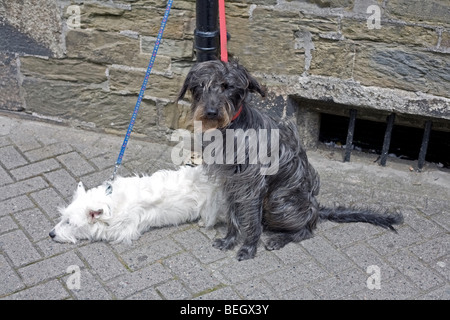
420, 286, 450, 300
131, 55, 172, 74
0, 53, 23, 111
121, 238, 181, 271
18, 251, 84, 286
341, 19, 438, 48
20, 56, 107, 84
309, 267, 367, 299
195, 286, 241, 300
227, 0, 277, 5
164, 252, 221, 293
30, 188, 67, 220
3, 279, 70, 300
56, 152, 95, 177
107, 263, 172, 299
156, 279, 191, 300
297, 13, 340, 37
355, 274, 418, 300
227, 8, 305, 75
24, 142, 73, 162
301, 235, 354, 273
344, 243, 398, 280
0, 165, 13, 187
306, 0, 354, 8
62, 269, 112, 300
0, 177, 48, 202
217, 252, 281, 284
127, 287, 162, 300
351, 0, 384, 14
309, 39, 356, 79
385, 0, 449, 25
1, 0, 63, 56
78, 242, 126, 281
66, 30, 150, 68
9, 133, 42, 153
109, 65, 185, 99
0, 230, 41, 267
172, 229, 228, 264
324, 223, 387, 248
141, 36, 193, 60
0, 145, 28, 169
135, 8, 195, 39
409, 234, 450, 264
387, 249, 445, 291
369, 225, 423, 256
44, 169, 78, 198
10, 158, 60, 181
77, 3, 194, 40
163, 101, 192, 130
0, 255, 25, 296
22, 78, 159, 137
0, 215, 17, 234
353, 46, 450, 98
296, 106, 321, 149
235, 278, 277, 300
14, 208, 54, 241
0, 20, 53, 57
0, 195, 34, 217
439, 31, 450, 52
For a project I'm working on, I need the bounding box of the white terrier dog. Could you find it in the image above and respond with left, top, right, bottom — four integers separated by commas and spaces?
49, 165, 225, 244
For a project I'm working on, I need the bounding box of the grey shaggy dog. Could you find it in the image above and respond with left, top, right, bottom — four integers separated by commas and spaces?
178, 59, 403, 261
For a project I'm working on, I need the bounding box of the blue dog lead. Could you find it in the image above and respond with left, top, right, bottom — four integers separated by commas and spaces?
109, 0, 173, 187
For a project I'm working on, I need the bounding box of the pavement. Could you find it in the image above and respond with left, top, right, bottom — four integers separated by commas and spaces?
0, 111, 449, 300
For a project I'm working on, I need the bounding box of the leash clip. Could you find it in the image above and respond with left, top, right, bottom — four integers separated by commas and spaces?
105, 164, 120, 195
105, 181, 113, 196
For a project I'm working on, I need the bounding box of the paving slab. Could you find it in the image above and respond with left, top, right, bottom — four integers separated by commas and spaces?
0, 112, 449, 300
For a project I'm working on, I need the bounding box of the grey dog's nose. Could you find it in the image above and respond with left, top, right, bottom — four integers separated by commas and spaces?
49, 229, 56, 238
205, 107, 219, 119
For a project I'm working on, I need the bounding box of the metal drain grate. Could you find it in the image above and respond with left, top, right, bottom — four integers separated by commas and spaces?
319, 112, 450, 170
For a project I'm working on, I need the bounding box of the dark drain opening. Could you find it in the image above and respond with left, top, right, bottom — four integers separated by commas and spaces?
319, 113, 450, 169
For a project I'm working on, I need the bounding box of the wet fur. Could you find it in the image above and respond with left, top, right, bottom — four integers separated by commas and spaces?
178, 59, 403, 261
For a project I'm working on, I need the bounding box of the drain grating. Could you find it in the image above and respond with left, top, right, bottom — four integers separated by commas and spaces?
319, 112, 450, 170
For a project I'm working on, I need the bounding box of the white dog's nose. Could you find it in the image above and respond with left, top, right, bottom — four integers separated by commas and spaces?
49, 229, 56, 238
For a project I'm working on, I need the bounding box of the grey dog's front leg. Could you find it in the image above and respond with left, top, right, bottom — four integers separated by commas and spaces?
235, 199, 263, 261
213, 205, 239, 251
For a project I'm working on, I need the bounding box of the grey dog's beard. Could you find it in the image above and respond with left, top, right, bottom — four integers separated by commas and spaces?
192, 105, 231, 131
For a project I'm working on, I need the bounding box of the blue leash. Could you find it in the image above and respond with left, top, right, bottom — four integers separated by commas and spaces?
110, 0, 173, 183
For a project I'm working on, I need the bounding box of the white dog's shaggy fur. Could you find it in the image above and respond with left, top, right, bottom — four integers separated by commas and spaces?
49, 165, 226, 244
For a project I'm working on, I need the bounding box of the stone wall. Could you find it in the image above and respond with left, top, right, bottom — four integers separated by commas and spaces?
0, 0, 449, 145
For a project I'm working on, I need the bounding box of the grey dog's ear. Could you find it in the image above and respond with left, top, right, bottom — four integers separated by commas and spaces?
177, 69, 195, 101
247, 74, 266, 98
177, 77, 189, 101
230, 60, 266, 98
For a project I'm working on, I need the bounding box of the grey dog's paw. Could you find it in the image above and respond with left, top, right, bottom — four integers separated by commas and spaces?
236, 245, 257, 261
265, 234, 290, 251
213, 237, 237, 251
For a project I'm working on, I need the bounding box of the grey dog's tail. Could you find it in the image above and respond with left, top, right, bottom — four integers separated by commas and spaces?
319, 206, 404, 232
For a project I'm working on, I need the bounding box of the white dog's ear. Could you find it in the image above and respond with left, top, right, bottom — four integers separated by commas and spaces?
75, 182, 86, 197
87, 209, 103, 223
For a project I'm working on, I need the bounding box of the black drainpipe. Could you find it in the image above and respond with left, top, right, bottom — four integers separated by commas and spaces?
195, 0, 219, 62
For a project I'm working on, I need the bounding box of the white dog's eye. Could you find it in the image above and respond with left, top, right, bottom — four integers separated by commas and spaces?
66, 220, 70, 225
